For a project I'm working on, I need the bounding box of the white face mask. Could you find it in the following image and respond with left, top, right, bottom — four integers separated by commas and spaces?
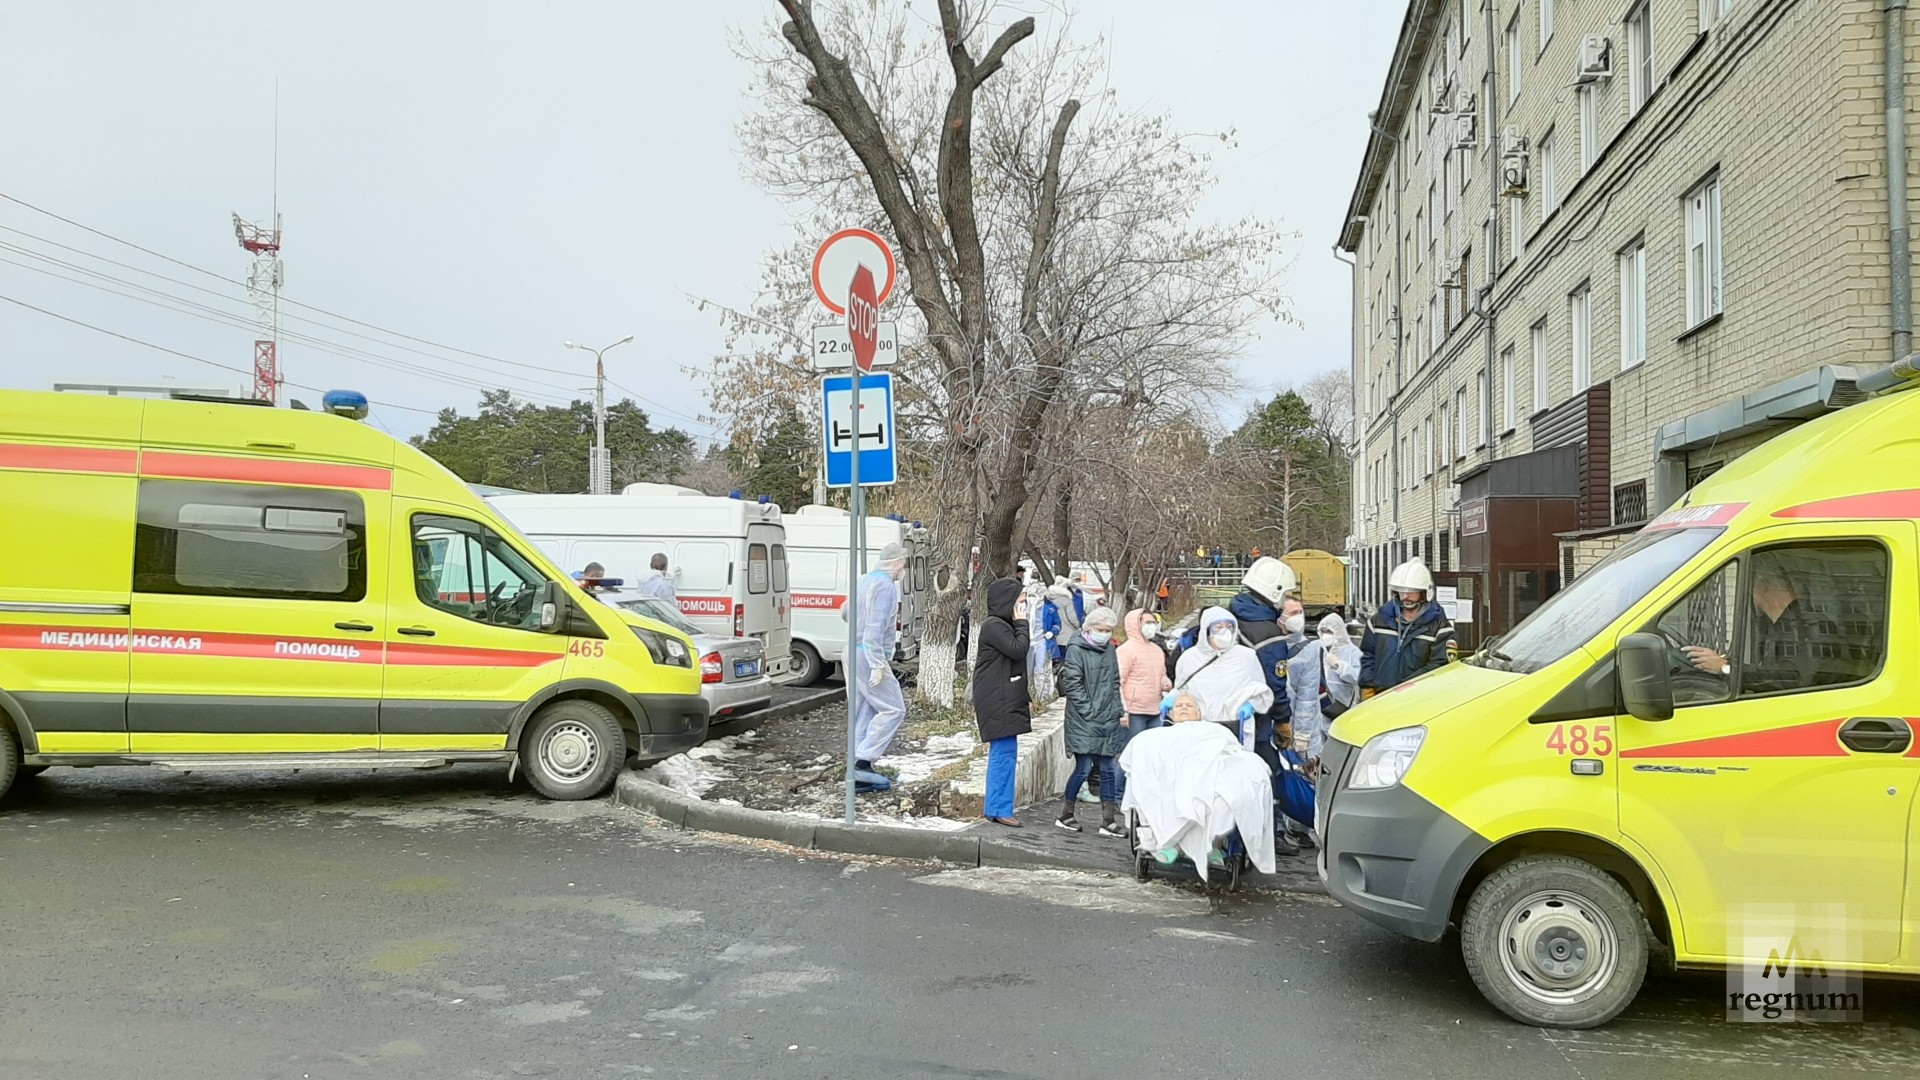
1284, 614, 1306, 636
1141, 622, 1160, 640
1207, 628, 1236, 650
1088, 630, 1113, 646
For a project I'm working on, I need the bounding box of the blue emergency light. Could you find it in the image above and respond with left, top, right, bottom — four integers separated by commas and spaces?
322, 389, 369, 420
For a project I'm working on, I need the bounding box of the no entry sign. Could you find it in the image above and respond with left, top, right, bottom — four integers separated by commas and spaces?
812, 228, 896, 315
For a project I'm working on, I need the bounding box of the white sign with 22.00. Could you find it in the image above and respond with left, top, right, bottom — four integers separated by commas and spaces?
811, 321, 898, 371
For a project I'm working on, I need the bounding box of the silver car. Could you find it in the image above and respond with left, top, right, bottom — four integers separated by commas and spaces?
617, 597, 773, 723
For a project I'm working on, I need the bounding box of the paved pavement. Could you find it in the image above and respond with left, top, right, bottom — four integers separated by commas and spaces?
7, 765, 1920, 1079
965, 802, 1324, 891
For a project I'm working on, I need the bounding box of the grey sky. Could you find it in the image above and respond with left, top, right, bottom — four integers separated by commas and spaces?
0, 1, 1401, 443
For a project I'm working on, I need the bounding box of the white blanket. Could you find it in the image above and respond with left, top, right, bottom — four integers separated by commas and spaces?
1119, 722, 1276, 881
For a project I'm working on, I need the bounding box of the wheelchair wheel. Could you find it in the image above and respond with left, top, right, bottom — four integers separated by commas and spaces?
1134, 851, 1153, 883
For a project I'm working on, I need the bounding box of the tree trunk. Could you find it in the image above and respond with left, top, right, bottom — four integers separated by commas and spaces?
1051, 480, 1074, 579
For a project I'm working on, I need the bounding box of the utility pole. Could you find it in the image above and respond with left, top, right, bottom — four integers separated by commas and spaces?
565, 335, 634, 494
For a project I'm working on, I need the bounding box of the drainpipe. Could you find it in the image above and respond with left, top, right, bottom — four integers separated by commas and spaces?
1334, 243, 1360, 582
1890, 0, 1912, 360
1369, 109, 1408, 600
1483, 0, 1501, 463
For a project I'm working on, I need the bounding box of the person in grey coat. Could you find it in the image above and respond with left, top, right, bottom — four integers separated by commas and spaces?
1056, 607, 1127, 837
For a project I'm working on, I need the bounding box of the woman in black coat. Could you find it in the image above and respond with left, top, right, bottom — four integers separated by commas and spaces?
971, 577, 1031, 827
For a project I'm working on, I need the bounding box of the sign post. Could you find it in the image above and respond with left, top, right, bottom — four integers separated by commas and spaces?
812, 229, 896, 826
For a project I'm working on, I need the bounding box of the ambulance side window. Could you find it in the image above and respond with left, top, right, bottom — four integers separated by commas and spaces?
133, 480, 366, 602
1735, 543, 1888, 698
411, 515, 547, 630
1648, 562, 1739, 708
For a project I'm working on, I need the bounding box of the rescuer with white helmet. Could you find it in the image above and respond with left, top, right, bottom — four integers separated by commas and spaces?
1360, 555, 1455, 692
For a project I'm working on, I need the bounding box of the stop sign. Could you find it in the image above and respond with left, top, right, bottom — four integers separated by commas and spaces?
846, 263, 879, 372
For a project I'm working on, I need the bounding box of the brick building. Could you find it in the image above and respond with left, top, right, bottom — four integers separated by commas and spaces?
1336, 0, 1916, 645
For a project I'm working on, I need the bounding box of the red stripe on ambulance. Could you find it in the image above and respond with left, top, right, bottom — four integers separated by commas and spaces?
678, 596, 733, 617
791, 593, 847, 610
0, 444, 138, 474
141, 451, 393, 491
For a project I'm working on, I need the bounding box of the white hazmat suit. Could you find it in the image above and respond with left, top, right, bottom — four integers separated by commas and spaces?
1172, 606, 1274, 750
1287, 613, 1362, 757
851, 546, 909, 764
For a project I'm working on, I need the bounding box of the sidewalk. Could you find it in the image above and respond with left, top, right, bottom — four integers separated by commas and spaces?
964, 806, 1324, 892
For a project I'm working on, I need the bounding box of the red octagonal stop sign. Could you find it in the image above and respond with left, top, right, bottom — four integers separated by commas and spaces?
846, 263, 879, 373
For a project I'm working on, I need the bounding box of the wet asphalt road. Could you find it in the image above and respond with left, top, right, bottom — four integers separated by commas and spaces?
6, 766, 1920, 1080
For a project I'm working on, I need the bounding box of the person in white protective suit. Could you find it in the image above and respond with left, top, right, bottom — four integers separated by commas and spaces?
1171, 606, 1274, 750
1286, 613, 1363, 765
850, 542, 911, 782
1118, 687, 1277, 882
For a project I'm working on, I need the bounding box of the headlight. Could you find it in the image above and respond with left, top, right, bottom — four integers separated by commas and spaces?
1348, 726, 1426, 790
631, 626, 692, 668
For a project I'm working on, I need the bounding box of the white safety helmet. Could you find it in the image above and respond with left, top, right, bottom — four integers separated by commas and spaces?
1241, 556, 1300, 606
1388, 556, 1434, 595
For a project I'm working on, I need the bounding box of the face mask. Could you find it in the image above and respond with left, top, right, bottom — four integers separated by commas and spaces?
1141, 622, 1160, 640
1088, 630, 1113, 646
1208, 628, 1236, 650
1284, 614, 1306, 636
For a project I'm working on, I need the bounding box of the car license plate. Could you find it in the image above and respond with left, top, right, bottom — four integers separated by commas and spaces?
734, 660, 760, 678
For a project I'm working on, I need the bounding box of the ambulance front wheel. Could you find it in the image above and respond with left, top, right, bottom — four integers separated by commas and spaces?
1460, 855, 1648, 1029
521, 700, 626, 801
0, 723, 18, 803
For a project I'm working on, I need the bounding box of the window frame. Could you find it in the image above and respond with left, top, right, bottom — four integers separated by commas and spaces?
771, 543, 790, 593
1578, 85, 1597, 174
1531, 318, 1550, 413
1700, 0, 1734, 32
133, 479, 368, 603
1619, 238, 1648, 370
1628, 1, 1653, 113
1686, 173, 1724, 327
1540, 129, 1559, 218
409, 512, 553, 632
1478, 369, 1491, 446
746, 542, 771, 596
1540, 0, 1555, 54
1501, 344, 1517, 432
1570, 281, 1592, 393
1506, 12, 1523, 104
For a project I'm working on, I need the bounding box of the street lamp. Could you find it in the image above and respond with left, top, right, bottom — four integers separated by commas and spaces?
564, 335, 634, 495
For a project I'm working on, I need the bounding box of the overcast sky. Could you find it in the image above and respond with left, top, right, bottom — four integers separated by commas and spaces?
0, 1, 1401, 444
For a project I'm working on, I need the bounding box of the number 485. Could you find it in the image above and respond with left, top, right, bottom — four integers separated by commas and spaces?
1545, 723, 1613, 756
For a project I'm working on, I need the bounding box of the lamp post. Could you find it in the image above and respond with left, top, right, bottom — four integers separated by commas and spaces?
564, 335, 634, 494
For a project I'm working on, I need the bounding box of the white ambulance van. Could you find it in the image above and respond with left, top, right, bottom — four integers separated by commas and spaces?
486, 487, 792, 679
781, 505, 929, 685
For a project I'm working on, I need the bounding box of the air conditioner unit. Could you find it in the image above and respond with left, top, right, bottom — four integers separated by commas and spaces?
1442, 258, 1464, 287
1500, 129, 1530, 198
1430, 74, 1453, 114
1453, 90, 1476, 115
1452, 111, 1478, 151
1576, 35, 1613, 83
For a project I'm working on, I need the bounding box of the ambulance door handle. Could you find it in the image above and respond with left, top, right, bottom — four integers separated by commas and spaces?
335, 621, 375, 633
1838, 717, 1912, 754
397, 627, 437, 638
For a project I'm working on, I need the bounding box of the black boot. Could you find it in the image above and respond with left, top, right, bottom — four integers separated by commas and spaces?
1098, 802, 1126, 838
1055, 798, 1081, 832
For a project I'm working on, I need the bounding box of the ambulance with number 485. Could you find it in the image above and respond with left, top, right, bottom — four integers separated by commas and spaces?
1317, 355, 1920, 1028
0, 389, 709, 805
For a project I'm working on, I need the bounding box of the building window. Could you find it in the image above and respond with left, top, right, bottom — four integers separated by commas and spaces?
1459, 0, 1471, 53
1477, 370, 1491, 446
1628, 2, 1653, 113
1570, 282, 1592, 393
1540, 129, 1558, 217
1700, 0, 1735, 31
1540, 0, 1555, 52
1531, 318, 1549, 413
1439, 403, 1451, 463
1424, 417, 1435, 477
1613, 480, 1649, 526
134, 480, 368, 602
1619, 239, 1648, 369
1686, 173, 1724, 326
1451, 384, 1466, 455
1506, 12, 1522, 104
1578, 86, 1597, 174
1508, 192, 1526, 263
1501, 345, 1517, 431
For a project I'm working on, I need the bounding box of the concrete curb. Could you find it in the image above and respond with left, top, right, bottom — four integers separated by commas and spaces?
615, 771, 983, 865
714, 686, 843, 729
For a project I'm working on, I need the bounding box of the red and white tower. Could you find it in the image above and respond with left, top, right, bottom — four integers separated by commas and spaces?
233, 212, 282, 403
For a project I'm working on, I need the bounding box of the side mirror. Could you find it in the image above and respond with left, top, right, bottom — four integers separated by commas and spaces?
539, 581, 566, 633
1617, 632, 1674, 722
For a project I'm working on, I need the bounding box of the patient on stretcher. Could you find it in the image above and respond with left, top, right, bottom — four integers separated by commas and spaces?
1117, 689, 1277, 880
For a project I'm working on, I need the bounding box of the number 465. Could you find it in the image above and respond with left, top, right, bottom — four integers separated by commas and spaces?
1545, 723, 1613, 756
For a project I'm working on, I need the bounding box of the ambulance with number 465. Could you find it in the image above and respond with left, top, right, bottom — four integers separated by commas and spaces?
1319, 355, 1920, 1028
0, 389, 709, 805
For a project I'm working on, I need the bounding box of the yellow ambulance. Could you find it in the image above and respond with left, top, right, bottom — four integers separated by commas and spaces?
0, 389, 707, 803
1320, 358, 1920, 1027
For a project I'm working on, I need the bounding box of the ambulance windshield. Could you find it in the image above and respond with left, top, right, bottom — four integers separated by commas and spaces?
1474, 526, 1723, 674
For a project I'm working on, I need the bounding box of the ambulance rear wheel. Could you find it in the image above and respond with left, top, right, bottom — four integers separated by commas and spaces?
789, 643, 824, 686
1461, 855, 1648, 1029
521, 700, 626, 801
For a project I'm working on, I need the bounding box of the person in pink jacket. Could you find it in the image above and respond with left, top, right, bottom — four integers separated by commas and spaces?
1118, 608, 1173, 737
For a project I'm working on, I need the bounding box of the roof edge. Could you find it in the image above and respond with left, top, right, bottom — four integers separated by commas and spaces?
1338, 0, 1444, 252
